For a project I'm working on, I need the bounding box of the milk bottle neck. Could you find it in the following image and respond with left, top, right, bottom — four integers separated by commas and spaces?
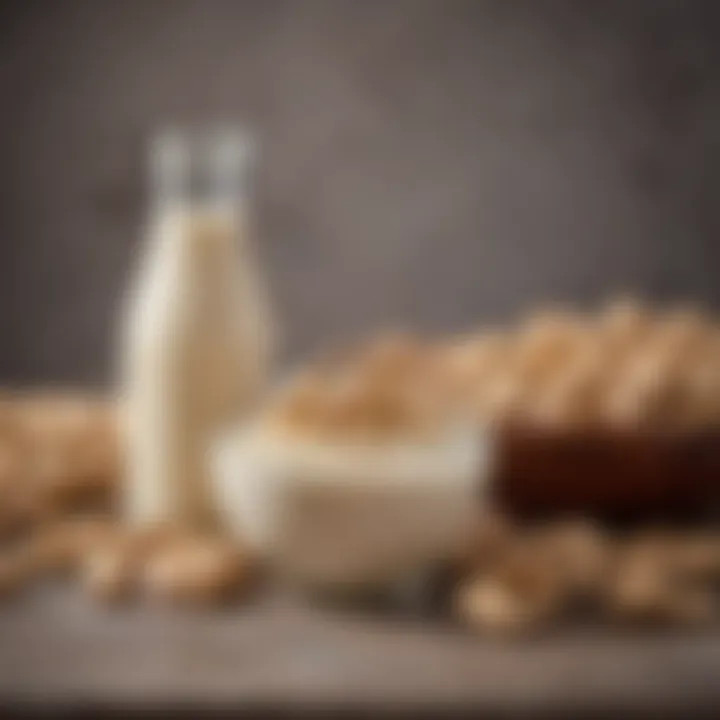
150, 128, 254, 220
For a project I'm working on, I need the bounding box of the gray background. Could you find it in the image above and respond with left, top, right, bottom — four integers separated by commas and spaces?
1, 0, 720, 385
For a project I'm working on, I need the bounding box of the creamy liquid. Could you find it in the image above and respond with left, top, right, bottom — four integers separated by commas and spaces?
121, 205, 274, 529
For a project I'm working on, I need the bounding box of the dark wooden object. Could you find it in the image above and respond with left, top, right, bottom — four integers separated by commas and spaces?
495, 429, 720, 522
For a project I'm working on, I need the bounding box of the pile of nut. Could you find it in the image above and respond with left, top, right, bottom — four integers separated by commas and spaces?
442, 298, 720, 432
270, 298, 720, 438
0, 392, 119, 535
454, 514, 720, 634
0, 520, 248, 606
268, 332, 453, 441
0, 393, 249, 607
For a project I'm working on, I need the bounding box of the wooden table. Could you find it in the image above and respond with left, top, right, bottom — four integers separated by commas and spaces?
1, 586, 719, 717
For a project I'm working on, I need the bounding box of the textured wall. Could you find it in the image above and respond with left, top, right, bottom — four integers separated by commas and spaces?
1, 0, 720, 384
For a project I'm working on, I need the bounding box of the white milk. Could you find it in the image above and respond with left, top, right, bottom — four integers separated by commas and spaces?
120, 130, 274, 529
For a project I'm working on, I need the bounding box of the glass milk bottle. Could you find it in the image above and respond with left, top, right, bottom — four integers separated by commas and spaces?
120, 129, 275, 530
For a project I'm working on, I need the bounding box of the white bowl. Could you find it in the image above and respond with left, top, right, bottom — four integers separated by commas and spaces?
212, 423, 491, 591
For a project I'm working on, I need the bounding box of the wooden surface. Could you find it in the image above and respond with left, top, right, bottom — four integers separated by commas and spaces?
0, 586, 719, 716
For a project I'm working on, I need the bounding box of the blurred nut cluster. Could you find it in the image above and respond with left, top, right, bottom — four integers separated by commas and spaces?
268, 298, 720, 439
0, 392, 120, 538
454, 513, 720, 635
0, 518, 249, 607
268, 332, 454, 440
442, 298, 720, 432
